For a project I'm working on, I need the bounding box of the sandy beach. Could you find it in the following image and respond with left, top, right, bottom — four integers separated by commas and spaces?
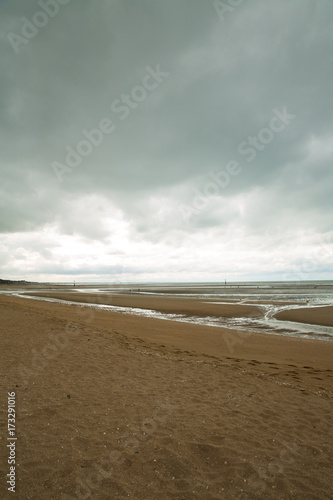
1, 293, 333, 499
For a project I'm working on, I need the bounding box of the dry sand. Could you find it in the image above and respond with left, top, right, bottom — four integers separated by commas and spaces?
0, 294, 333, 499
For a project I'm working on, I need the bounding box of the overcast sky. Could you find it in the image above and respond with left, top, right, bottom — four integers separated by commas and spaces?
1, 0, 332, 283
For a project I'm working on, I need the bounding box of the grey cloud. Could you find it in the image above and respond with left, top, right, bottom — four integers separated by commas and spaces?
1, 0, 332, 280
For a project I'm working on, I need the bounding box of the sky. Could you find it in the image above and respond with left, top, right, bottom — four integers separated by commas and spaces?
0, 0, 332, 283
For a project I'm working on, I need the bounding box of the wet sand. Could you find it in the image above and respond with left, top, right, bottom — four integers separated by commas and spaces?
0, 294, 332, 499
25, 291, 264, 319
274, 305, 333, 327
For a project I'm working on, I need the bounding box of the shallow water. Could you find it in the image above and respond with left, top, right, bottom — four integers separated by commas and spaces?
130, 281, 333, 305
2, 280, 333, 342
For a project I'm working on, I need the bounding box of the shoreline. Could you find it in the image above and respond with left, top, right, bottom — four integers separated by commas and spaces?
1, 293, 333, 391
17, 290, 333, 342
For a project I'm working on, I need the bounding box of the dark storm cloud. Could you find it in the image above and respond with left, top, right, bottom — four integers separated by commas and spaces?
1, 0, 332, 280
